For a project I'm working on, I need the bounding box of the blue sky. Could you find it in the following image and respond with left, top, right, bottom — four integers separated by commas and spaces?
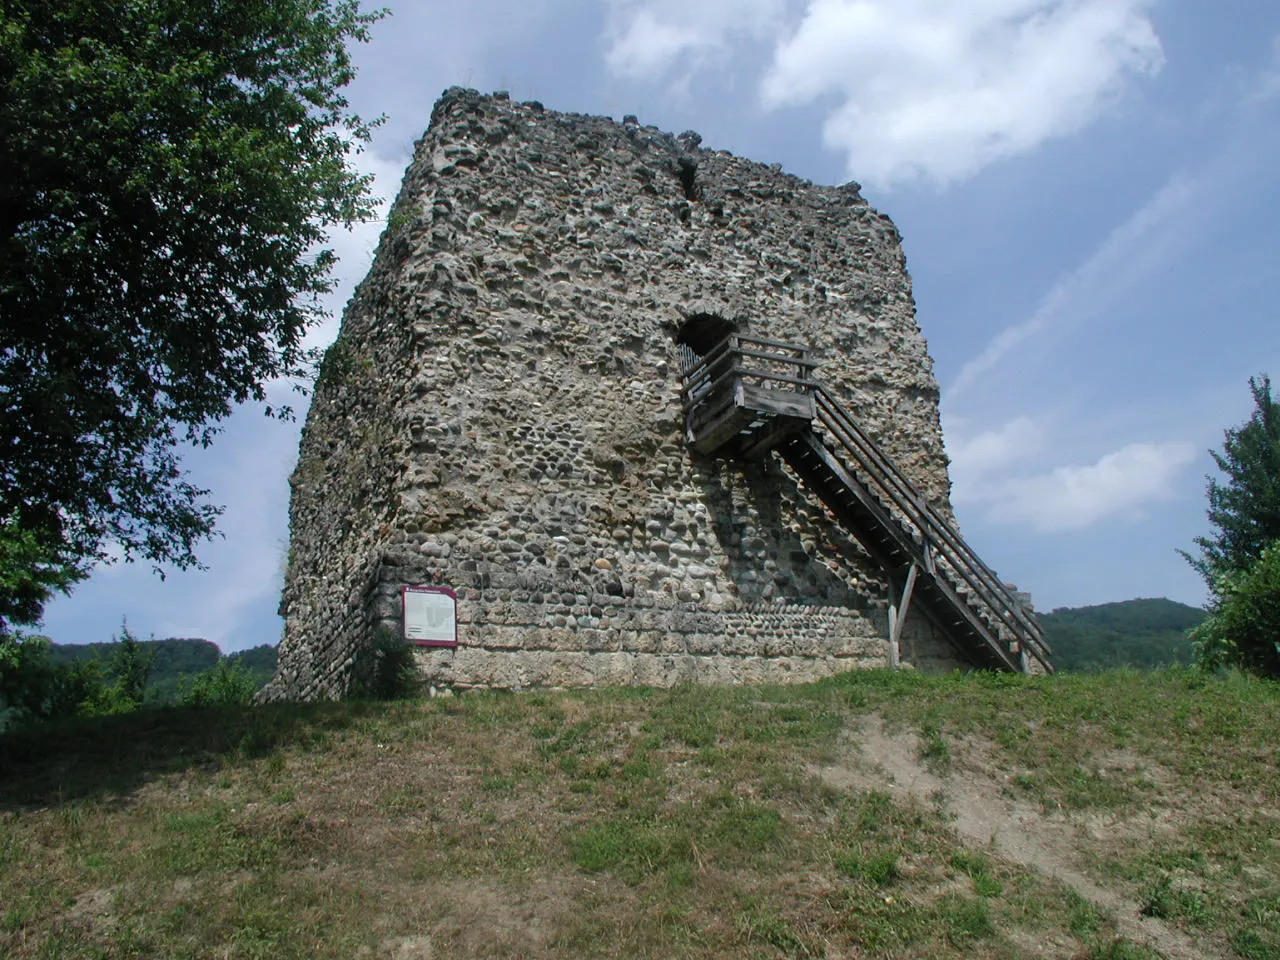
44, 0, 1280, 652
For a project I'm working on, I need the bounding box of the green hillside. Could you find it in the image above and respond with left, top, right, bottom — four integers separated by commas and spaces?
48, 638, 277, 702
1038, 598, 1206, 672
50, 636, 219, 677
225, 645, 278, 681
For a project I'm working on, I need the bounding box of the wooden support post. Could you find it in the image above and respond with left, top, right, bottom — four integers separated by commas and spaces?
888, 562, 919, 669
886, 605, 898, 669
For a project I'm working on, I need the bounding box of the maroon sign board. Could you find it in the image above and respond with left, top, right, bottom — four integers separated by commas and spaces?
402, 585, 458, 647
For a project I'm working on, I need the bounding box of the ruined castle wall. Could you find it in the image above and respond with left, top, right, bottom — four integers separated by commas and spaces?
263, 89, 963, 701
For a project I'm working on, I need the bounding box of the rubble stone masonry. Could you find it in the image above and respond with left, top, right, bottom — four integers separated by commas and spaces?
261, 88, 965, 701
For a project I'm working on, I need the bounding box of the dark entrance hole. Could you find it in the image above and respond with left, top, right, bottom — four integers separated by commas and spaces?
676, 157, 701, 201
676, 313, 737, 373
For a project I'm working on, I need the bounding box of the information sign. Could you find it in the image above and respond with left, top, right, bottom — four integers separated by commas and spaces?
402, 585, 458, 647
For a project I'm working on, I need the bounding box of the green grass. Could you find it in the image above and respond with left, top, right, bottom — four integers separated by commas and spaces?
0, 668, 1277, 958
951, 851, 1004, 898
834, 849, 899, 886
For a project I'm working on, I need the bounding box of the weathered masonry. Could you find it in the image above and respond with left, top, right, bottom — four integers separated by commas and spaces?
261, 88, 1051, 701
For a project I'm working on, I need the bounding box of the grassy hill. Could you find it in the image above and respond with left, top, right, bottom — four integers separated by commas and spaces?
1, 668, 1276, 959
1039, 598, 1206, 672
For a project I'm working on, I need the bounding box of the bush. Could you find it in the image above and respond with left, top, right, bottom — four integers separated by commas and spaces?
0, 633, 109, 728
179, 660, 259, 707
1193, 540, 1280, 677
365, 630, 418, 701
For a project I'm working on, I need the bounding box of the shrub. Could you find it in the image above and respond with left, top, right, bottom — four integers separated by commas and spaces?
108, 621, 155, 706
179, 660, 259, 707
0, 633, 109, 728
1192, 540, 1280, 677
364, 630, 418, 701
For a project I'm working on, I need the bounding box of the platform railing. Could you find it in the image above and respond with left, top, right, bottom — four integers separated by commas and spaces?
680, 334, 817, 402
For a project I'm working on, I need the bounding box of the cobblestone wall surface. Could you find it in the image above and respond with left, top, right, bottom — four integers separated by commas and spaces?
262, 88, 963, 701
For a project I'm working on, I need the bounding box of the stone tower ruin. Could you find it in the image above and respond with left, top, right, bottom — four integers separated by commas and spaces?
262, 88, 1051, 702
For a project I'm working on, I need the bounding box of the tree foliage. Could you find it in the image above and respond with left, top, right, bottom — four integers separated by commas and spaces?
224, 643, 278, 688
1184, 375, 1280, 586
2, 630, 275, 728
0, 0, 385, 631
0, 633, 105, 727
178, 658, 258, 706
1185, 374, 1280, 676
1191, 541, 1280, 676
44, 635, 275, 703
51, 635, 220, 675
0, 512, 86, 630
108, 621, 155, 705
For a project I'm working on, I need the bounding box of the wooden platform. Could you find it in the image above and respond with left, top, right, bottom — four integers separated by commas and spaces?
681, 335, 817, 459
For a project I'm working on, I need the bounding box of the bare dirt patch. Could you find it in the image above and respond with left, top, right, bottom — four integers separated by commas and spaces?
813, 716, 1225, 960
425, 877, 582, 954
59, 886, 117, 935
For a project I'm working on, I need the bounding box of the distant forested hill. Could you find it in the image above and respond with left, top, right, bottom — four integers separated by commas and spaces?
225, 645, 278, 679
49, 639, 277, 701
1038, 598, 1206, 671
222, 645, 279, 696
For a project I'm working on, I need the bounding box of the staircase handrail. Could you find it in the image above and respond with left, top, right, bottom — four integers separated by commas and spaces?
675, 332, 1050, 670
814, 388, 1046, 652
815, 399, 1038, 657
812, 386, 1050, 664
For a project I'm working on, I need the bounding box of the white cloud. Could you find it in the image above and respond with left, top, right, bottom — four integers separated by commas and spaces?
603, 0, 785, 79
606, 10, 707, 78
604, 1, 1163, 185
762, 0, 1164, 187
947, 416, 1043, 503
948, 169, 1198, 398
980, 440, 1197, 532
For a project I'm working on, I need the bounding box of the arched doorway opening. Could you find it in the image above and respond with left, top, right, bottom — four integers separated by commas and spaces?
675, 313, 738, 375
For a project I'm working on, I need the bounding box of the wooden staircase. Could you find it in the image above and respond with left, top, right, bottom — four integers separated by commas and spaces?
681, 335, 1052, 674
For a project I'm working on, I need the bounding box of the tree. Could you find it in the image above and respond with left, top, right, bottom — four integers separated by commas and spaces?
0, 0, 385, 631
109, 620, 156, 705
1183, 375, 1280, 587
0, 632, 107, 728
0, 512, 86, 632
1184, 374, 1280, 676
